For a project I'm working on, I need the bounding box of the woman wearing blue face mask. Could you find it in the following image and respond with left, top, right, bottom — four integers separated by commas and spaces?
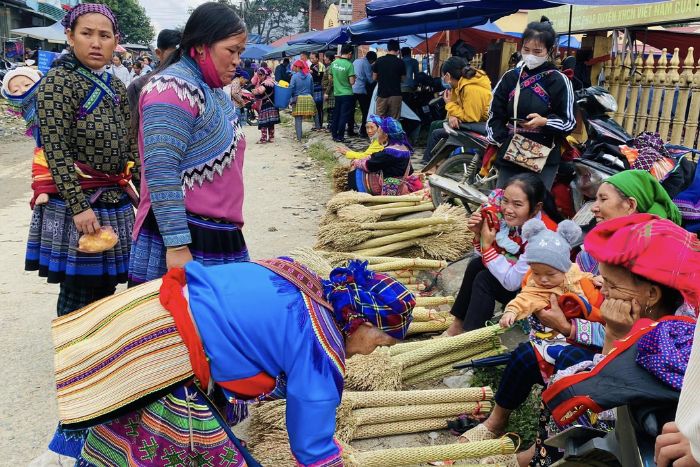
422, 56, 492, 163
486, 16, 576, 190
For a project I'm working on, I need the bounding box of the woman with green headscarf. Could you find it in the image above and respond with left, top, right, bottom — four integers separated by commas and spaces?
577, 169, 682, 276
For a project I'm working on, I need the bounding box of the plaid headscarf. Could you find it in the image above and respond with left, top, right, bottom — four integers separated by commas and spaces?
322, 260, 415, 339
636, 319, 695, 390
61, 3, 120, 36
585, 213, 700, 311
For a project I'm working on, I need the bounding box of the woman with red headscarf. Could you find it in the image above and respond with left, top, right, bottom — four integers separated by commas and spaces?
289, 58, 318, 141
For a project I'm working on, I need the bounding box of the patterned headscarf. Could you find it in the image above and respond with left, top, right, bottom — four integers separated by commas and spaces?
61, 3, 120, 36
380, 117, 412, 149
257, 66, 272, 77
322, 260, 415, 339
636, 319, 695, 390
585, 213, 700, 311
367, 114, 383, 127
293, 59, 309, 76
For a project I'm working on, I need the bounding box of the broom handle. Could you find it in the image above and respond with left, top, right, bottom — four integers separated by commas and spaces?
349, 226, 440, 251
360, 217, 453, 230
403, 347, 507, 385
406, 319, 452, 336
352, 239, 421, 257
348, 438, 516, 467
321, 253, 424, 264
392, 325, 502, 367
368, 201, 421, 211
369, 229, 407, 238
377, 203, 435, 218
411, 307, 451, 322
415, 296, 455, 307
352, 401, 491, 426
343, 387, 494, 407
363, 194, 426, 203
401, 342, 501, 380
369, 258, 448, 271
351, 417, 449, 440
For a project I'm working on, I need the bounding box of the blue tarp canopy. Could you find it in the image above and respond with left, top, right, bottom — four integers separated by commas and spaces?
505, 31, 581, 48
366, 0, 670, 17
242, 44, 273, 60
263, 43, 328, 59
287, 26, 349, 46
348, 7, 513, 43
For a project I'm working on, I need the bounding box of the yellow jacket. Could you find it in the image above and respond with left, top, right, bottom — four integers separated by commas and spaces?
445, 71, 492, 123
345, 139, 383, 160
504, 264, 594, 321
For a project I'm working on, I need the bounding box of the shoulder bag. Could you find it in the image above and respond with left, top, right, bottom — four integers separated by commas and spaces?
502, 69, 553, 173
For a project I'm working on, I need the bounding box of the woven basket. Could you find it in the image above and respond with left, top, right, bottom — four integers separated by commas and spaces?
342, 387, 494, 408
403, 347, 508, 385
346, 438, 516, 467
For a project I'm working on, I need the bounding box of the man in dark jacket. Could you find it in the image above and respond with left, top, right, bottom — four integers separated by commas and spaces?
372, 39, 405, 119
275, 58, 291, 82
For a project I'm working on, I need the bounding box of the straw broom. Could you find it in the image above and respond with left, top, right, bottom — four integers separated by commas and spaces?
403, 346, 508, 385
406, 318, 453, 336
411, 307, 452, 322
415, 295, 454, 307
348, 225, 448, 252
332, 165, 351, 193
326, 192, 425, 212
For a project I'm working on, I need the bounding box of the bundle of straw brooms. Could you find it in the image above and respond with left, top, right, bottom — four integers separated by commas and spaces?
248, 387, 516, 466
316, 193, 473, 261
345, 325, 506, 391
406, 307, 454, 336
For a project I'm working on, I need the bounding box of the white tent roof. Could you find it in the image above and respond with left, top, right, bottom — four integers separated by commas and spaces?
11, 21, 67, 44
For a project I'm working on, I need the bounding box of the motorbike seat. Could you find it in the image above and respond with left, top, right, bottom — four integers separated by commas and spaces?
459, 122, 487, 135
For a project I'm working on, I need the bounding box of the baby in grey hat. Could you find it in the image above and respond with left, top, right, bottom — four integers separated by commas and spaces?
500, 218, 593, 328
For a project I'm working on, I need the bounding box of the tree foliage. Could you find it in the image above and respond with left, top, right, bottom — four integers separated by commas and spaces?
92, 0, 155, 45
217, 0, 308, 43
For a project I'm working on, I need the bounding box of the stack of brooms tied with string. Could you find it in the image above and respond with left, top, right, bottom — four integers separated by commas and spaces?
321, 191, 434, 226
317, 193, 473, 262
248, 387, 516, 467
345, 324, 506, 391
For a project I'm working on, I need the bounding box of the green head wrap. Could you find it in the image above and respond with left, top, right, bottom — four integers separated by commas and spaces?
605, 170, 682, 225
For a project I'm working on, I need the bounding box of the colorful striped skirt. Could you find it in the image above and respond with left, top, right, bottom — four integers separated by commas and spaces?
25, 193, 134, 288
257, 105, 280, 128
128, 211, 249, 285
72, 384, 258, 466
292, 94, 317, 118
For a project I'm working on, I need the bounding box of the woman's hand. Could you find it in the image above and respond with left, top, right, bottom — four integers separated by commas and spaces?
592, 275, 604, 288
443, 89, 452, 101
467, 211, 484, 236
336, 146, 348, 155
655, 422, 700, 467
523, 113, 548, 130
448, 116, 460, 129
601, 298, 642, 342
534, 294, 573, 336
499, 311, 517, 328
480, 220, 497, 250
73, 208, 101, 234
166, 246, 194, 270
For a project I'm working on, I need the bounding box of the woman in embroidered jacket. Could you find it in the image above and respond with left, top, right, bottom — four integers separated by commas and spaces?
128, 3, 250, 285
50, 259, 415, 467
26, 4, 139, 316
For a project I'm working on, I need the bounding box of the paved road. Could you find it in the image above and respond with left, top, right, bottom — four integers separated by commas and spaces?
0, 123, 329, 464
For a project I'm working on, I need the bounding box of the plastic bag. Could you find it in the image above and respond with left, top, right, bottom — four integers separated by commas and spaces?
78, 226, 118, 253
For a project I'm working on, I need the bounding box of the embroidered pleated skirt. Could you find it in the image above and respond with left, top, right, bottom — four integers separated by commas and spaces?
25, 193, 134, 288
128, 211, 249, 286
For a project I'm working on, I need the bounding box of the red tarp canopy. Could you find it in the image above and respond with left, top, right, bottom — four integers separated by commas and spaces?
632, 29, 700, 54
412, 27, 517, 54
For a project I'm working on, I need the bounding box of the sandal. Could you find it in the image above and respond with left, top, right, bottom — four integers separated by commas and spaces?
459, 423, 499, 443
256, 139, 268, 144
268, 138, 275, 143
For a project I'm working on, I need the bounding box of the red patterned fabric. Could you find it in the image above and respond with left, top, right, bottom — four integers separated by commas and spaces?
584, 213, 700, 311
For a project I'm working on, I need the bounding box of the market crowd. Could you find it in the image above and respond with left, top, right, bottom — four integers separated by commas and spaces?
1, 2, 699, 467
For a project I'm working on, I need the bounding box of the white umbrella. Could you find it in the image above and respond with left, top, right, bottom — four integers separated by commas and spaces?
11, 21, 66, 44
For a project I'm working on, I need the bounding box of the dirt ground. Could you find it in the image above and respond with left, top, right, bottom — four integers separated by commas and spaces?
0, 121, 331, 464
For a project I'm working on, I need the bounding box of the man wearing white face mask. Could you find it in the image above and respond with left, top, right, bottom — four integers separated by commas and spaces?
486, 16, 575, 190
